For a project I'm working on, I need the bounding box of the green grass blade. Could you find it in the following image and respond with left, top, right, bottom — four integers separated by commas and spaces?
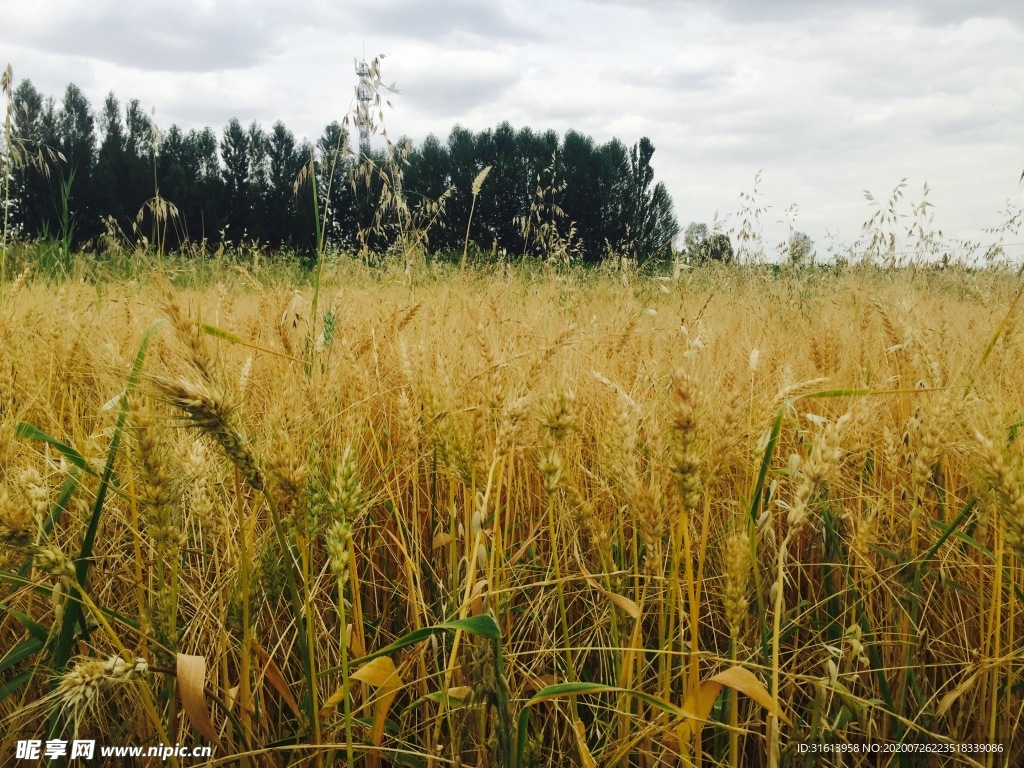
441, 615, 501, 639
0, 637, 46, 676
13, 423, 98, 477
0, 670, 34, 705
751, 402, 787, 674
0, 602, 48, 643
747, 402, 786, 525
338, 615, 502, 670
51, 319, 163, 676
922, 499, 976, 562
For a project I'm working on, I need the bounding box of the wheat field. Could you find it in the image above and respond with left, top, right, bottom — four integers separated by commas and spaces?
1, 257, 1022, 766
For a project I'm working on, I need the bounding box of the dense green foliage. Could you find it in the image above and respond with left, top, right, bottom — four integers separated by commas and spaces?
7, 79, 682, 262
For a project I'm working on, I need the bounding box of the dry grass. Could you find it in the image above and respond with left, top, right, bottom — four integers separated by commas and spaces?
1, 259, 1022, 766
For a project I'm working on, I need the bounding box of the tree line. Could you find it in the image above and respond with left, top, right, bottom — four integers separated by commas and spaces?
5, 79, 688, 263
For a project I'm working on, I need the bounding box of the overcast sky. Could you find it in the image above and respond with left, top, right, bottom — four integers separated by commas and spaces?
3, 0, 1022, 261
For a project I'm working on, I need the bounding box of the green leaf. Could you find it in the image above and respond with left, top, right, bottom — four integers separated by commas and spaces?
52, 319, 163, 678
0, 601, 48, 643
13, 422, 97, 477
0, 636, 45, 676
441, 614, 501, 639
0, 670, 34, 705
748, 402, 785, 524
922, 500, 976, 561
342, 615, 501, 670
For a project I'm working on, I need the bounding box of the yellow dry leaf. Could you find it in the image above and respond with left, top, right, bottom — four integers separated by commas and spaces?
936, 671, 978, 717
176, 654, 222, 748
678, 666, 790, 746
576, 547, 641, 619
706, 666, 790, 724
352, 657, 403, 748
447, 686, 472, 701
582, 572, 641, 620
250, 639, 301, 720
351, 656, 402, 688
320, 686, 347, 716
574, 719, 597, 768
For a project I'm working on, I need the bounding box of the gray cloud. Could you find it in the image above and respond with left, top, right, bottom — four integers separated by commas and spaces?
376, 41, 528, 119
403, 68, 521, 118
346, 0, 541, 44
10, 1, 286, 72
582, 0, 1024, 25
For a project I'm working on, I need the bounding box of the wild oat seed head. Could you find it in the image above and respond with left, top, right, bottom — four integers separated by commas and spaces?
807, 414, 848, 480
101, 655, 149, 681
850, 507, 877, 566
472, 165, 492, 197
50, 581, 66, 624
845, 623, 869, 668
